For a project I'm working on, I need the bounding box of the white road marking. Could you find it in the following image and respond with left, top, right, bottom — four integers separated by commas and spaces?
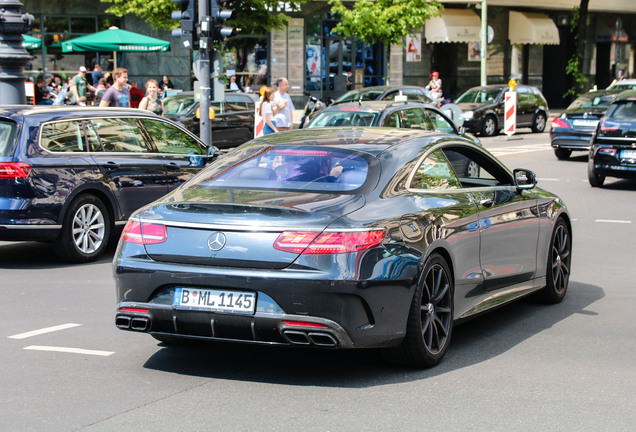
537, 178, 561, 181
595, 219, 632, 224
23, 346, 114, 356
8, 323, 82, 339
488, 143, 549, 157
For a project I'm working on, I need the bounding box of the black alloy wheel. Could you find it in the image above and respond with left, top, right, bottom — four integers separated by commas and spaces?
532, 112, 547, 133
554, 148, 572, 160
55, 194, 111, 263
481, 116, 498, 136
539, 218, 571, 303
388, 253, 454, 367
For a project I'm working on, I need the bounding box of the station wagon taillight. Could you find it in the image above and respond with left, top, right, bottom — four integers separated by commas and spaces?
0, 162, 31, 179
274, 230, 385, 254
121, 220, 167, 245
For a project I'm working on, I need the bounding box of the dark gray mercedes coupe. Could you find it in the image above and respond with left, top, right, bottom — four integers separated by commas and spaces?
114, 128, 572, 367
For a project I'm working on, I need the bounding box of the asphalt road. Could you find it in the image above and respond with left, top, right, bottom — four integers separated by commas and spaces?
1, 130, 635, 431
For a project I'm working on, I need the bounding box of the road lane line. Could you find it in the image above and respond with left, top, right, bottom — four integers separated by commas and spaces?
595, 219, 631, 224
8, 323, 82, 339
23, 346, 114, 356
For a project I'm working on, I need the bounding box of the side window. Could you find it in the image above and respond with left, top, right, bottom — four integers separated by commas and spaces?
225, 95, 249, 112
383, 112, 399, 128
397, 108, 428, 129
89, 118, 147, 153
401, 89, 425, 101
40, 121, 85, 152
441, 146, 513, 188
425, 109, 455, 133
409, 149, 461, 190
140, 118, 204, 155
380, 90, 398, 101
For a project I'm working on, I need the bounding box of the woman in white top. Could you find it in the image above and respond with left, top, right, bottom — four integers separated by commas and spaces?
139, 79, 164, 116
260, 86, 278, 135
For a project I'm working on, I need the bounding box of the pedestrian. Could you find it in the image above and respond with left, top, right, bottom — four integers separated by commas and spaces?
260, 87, 279, 135
91, 64, 104, 88
99, 67, 130, 107
34, 75, 53, 105
158, 75, 174, 98
273, 77, 295, 131
128, 81, 145, 108
72, 66, 97, 106
228, 74, 244, 92
426, 71, 443, 103
138, 79, 164, 116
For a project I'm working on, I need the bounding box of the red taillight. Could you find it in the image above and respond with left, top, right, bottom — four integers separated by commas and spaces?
284, 320, 328, 328
551, 118, 569, 129
600, 118, 620, 131
0, 162, 31, 179
273, 230, 385, 254
598, 148, 617, 156
119, 307, 150, 313
121, 220, 167, 245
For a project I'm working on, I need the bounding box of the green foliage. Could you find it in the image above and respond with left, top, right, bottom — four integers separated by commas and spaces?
328, 0, 443, 46
100, 0, 306, 34
564, 6, 587, 99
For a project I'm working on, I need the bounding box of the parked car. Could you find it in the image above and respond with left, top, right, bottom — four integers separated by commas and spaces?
163, 91, 259, 148
456, 84, 549, 136
332, 85, 434, 105
588, 90, 636, 187
114, 127, 571, 368
550, 89, 623, 159
606, 78, 636, 91
0, 106, 216, 262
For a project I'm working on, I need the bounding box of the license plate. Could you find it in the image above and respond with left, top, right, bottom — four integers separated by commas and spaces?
572, 119, 598, 127
621, 150, 636, 159
173, 287, 256, 314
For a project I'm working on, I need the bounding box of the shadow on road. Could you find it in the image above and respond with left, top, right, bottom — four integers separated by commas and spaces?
142, 281, 603, 387
0, 240, 117, 269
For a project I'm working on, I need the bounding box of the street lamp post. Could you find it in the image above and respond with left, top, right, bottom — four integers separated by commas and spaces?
0, 0, 34, 104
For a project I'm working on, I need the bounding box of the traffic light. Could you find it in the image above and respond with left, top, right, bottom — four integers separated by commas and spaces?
171, 0, 197, 49
210, 0, 236, 45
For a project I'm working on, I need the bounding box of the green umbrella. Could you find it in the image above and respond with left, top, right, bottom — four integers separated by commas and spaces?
61, 27, 170, 68
22, 34, 42, 49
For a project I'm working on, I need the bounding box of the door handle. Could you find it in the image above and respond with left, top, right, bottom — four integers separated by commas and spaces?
166, 162, 180, 170
103, 161, 119, 170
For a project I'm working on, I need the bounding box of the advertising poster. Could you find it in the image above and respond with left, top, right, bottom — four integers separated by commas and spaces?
406, 34, 421, 62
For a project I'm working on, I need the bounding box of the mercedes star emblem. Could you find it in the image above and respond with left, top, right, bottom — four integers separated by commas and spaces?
207, 232, 226, 251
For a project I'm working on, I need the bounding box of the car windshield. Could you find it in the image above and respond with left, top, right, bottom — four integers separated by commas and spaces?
185, 145, 371, 192
456, 88, 502, 104
568, 93, 617, 110
163, 95, 197, 116
0, 120, 18, 156
307, 110, 379, 128
335, 89, 384, 103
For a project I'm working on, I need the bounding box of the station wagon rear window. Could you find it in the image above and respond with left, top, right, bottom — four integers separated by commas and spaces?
0, 120, 18, 156
188, 145, 372, 192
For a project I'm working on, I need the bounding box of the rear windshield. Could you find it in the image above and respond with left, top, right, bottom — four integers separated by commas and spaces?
163, 95, 197, 116
307, 110, 379, 128
568, 93, 617, 110
186, 145, 372, 192
456, 88, 502, 104
607, 100, 636, 119
0, 120, 18, 157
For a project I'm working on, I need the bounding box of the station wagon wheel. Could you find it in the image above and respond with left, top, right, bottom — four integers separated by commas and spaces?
55, 195, 111, 263
387, 253, 454, 367
539, 218, 571, 303
532, 112, 547, 133
587, 160, 605, 187
481, 115, 498, 136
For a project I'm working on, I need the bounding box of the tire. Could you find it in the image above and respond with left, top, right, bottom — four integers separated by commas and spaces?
55, 194, 111, 263
531, 112, 547, 133
538, 218, 571, 303
554, 148, 572, 160
587, 160, 605, 187
387, 253, 454, 367
465, 161, 480, 177
480, 116, 498, 136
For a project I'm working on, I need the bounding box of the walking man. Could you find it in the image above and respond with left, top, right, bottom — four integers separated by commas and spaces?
99, 67, 130, 107
73, 66, 96, 106
273, 77, 295, 131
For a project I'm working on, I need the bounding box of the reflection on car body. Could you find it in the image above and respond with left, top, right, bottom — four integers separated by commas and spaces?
114, 128, 572, 368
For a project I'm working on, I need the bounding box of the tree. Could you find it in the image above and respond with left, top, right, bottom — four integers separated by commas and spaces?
100, 0, 306, 34
565, 0, 589, 100
328, 0, 443, 46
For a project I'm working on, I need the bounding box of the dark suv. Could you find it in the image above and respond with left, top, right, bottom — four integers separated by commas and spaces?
0, 106, 215, 262
588, 90, 636, 187
163, 91, 259, 148
456, 84, 549, 136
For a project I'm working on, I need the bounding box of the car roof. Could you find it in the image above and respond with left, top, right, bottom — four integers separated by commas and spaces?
322, 100, 431, 112
164, 91, 259, 101
0, 105, 163, 122
613, 89, 636, 102
251, 127, 458, 156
